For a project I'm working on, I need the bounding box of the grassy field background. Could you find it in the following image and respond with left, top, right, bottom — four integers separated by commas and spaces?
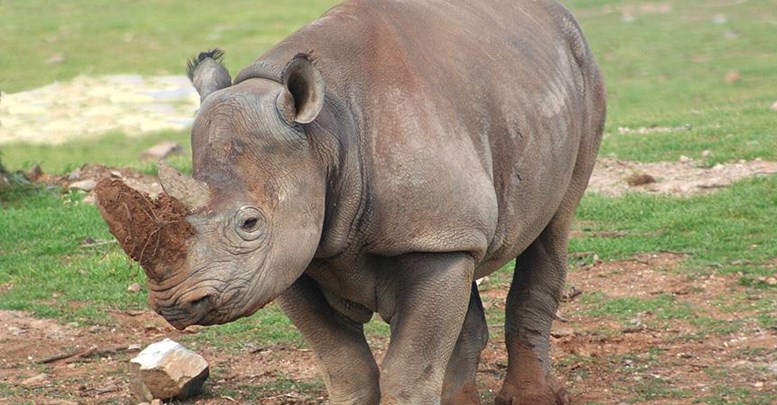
1, 0, 776, 403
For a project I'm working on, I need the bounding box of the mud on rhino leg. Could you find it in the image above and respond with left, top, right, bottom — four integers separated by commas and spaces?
379, 252, 475, 405
277, 274, 380, 405
441, 283, 488, 405
496, 216, 573, 405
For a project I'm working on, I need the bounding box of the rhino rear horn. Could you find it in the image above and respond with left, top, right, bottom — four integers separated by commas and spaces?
158, 160, 211, 210
276, 53, 325, 125
187, 49, 232, 103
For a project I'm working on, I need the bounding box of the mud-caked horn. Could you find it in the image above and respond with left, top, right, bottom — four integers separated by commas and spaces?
158, 160, 211, 210
187, 48, 232, 103
94, 178, 194, 283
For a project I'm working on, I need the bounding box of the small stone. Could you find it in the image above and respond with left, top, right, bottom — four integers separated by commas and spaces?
26, 165, 44, 182
766, 278, 777, 286
679, 155, 691, 163
95, 383, 119, 394
45, 54, 66, 64
550, 327, 576, 338
140, 141, 183, 161
151, 400, 163, 405
68, 179, 97, 192
68, 167, 82, 181
711, 14, 728, 25
770, 101, 777, 112
724, 71, 740, 83
130, 338, 209, 401
22, 373, 48, 386
626, 172, 656, 187
701, 150, 712, 158
127, 283, 143, 292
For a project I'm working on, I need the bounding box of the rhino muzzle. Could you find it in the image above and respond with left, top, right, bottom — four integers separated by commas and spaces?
153, 293, 215, 330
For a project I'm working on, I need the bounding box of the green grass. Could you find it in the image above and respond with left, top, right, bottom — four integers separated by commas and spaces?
571, 175, 777, 272
585, 294, 694, 321
0, 0, 340, 94
0, 189, 148, 322
570, 0, 777, 163
1, 130, 192, 175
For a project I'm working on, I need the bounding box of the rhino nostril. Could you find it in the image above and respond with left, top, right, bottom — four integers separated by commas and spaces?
189, 294, 213, 314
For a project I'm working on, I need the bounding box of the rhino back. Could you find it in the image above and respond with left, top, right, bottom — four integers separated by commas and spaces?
253, 0, 604, 268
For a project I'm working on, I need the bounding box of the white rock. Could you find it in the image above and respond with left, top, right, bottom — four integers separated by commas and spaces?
68, 179, 97, 192
129, 338, 209, 401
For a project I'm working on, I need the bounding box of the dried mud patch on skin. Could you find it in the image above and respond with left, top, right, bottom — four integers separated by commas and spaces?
93, 178, 193, 274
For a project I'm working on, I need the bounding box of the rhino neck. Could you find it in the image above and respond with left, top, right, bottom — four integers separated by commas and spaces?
307, 94, 366, 260
233, 60, 283, 85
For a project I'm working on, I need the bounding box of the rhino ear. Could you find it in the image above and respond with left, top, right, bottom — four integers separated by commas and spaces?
187, 49, 232, 103
276, 54, 325, 125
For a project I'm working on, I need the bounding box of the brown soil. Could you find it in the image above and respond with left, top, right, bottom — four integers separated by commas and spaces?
93, 179, 192, 277
2, 253, 775, 404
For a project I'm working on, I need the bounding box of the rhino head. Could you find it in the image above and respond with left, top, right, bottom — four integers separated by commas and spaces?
98, 50, 328, 329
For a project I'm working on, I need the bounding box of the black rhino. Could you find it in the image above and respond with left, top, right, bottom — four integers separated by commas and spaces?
97, 0, 606, 403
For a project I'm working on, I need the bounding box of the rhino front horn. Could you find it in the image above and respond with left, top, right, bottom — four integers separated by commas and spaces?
158, 160, 211, 210
187, 48, 232, 103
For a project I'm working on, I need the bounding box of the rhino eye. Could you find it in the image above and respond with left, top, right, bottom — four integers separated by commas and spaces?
241, 217, 259, 231
235, 206, 265, 241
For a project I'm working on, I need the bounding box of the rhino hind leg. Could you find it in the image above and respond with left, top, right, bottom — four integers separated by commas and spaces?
496, 214, 574, 405
441, 283, 488, 405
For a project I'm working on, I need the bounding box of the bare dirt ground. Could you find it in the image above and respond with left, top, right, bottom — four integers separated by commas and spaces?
2, 253, 775, 404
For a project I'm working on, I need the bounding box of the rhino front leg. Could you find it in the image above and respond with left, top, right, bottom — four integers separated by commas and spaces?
277, 274, 380, 405
379, 252, 475, 404
441, 283, 488, 404
496, 216, 572, 405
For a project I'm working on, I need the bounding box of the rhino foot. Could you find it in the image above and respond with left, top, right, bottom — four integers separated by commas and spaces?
495, 376, 571, 405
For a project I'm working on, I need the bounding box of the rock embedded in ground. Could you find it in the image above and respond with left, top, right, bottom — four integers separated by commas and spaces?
140, 141, 184, 161
68, 179, 98, 192
129, 338, 209, 401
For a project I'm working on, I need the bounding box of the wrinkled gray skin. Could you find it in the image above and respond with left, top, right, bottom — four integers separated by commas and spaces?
149, 0, 606, 403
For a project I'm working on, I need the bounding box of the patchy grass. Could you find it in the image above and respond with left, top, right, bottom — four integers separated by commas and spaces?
1, 0, 777, 404
1, 130, 192, 175
572, 175, 777, 273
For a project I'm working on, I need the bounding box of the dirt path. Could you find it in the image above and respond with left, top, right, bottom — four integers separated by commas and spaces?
0, 75, 197, 145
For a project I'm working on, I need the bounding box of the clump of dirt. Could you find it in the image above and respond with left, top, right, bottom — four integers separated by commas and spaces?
94, 179, 193, 279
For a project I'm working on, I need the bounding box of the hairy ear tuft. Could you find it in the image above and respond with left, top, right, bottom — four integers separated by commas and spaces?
187, 48, 232, 103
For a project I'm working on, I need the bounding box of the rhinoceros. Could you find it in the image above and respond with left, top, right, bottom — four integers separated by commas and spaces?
96, 0, 605, 403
